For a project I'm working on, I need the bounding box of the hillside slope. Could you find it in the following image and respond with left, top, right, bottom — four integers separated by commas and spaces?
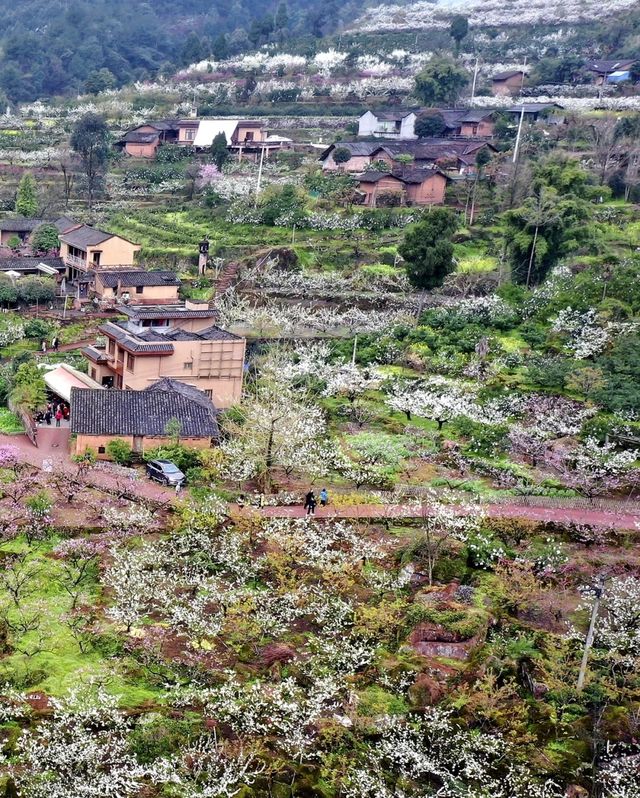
0, 0, 370, 103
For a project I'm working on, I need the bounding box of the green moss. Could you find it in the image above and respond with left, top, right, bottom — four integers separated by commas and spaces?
357, 685, 408, 717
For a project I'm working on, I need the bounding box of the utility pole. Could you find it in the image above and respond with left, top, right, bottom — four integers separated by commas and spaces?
577, 575, 605, 691
254, 147, 265, 208
470, 57, 479, 100
512, 56, 528, 164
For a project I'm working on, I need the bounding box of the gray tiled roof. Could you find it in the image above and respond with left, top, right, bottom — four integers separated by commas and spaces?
0, 218, 45, 232
97, 270, 180, 288
122, 131, 159, 144
0, 257, 64, 272
587, 59, 635, 73
59, 224, 114, 248
505, 103, 564, 114
144, 378, 219, 422
119, 304, 217, 320
164, 325, 242, 341
70, 386, 218, 438
99, 322, 175, 353
319, 141, 385, 160
492, 69, 527, 80
54, 216, 77, 233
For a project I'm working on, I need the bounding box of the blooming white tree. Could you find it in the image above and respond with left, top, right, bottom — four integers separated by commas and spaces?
221, 385, 331, 488
9, 685, 153, 798
546, 438, 639, 501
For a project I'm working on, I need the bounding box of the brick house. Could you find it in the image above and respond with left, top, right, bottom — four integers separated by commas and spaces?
319, 141, 391, 172
70, 381, 219, 459
356, 168, 448, 207
491, 69, 527, 96
0, 218, 46, 248
82, 301, 246, 407
93, 270, 181, 305
117, 121, 180, 158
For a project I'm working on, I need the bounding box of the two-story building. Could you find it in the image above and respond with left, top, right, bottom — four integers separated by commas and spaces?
93, 270, 181, 305
358, 110, 417, 139
82, 301, 246, 408
59, 224, 141, 282
176, 118, 284, 160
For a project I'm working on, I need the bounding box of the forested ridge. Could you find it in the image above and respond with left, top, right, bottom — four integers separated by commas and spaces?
0, 0, 364, 102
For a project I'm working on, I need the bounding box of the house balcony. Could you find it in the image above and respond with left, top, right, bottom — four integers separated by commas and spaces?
64, 253, 90, 272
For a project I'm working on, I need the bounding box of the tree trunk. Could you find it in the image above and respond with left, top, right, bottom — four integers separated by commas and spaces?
525, 225, 539, 288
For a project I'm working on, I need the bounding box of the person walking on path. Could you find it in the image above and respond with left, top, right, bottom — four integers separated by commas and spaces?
304, 490, 317, 516
41, 340, 47, 354
55, 408, 62, 427
319, 488, 329, 507
44, 408, 52, 426
52, 336, 59, 352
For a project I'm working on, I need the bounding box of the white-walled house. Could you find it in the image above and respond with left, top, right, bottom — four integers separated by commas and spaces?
358, 110, 417, 139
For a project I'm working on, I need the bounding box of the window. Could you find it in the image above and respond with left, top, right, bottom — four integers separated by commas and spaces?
135, 285, 144, 294
126, 353, 135, 372
183, 361, 193, 370
184, 129, 195, 141
92, 251, 101, 265
98, 446, 106, 454
204, 389, 213, 398
90, 368, 96, 380
107, 339, 115, 355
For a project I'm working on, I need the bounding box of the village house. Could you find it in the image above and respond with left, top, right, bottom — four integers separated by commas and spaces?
82, 300, 246, 407
321, 139, 496, 176
0, 257, 64, 278
175, 118, 286, 160
58, 223, 141, 282
585, 59, 636, 85
117, 120, 180, 158
505, 103, 565, 123
93, 270, 181, 305
320, 141, 393, 172
357, 109, 495, 140
357, 110, 418, 139
0, 218, 47, 248
491, 69, 527, 96
70, 381, 219, 459
355, 167, 448, 207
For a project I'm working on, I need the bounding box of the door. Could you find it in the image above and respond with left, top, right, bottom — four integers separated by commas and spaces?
133, 435, 143, 454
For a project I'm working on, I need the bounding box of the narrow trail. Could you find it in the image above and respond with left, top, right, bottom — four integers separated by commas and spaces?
233, 502, 640, 531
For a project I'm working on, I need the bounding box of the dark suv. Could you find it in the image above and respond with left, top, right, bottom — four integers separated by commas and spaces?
145, 459, 185, 487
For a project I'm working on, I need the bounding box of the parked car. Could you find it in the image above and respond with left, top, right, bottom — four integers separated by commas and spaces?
145, 459, 185, 486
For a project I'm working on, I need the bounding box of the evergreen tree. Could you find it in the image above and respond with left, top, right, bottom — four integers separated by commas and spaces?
275, 1, 289, 32
15, 172, 38, 217
449, 15, 469, 54
399, 209, 459, 290
210, 132, 230, 170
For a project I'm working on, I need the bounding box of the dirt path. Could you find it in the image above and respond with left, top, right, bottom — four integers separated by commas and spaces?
0, 432, 174, 504
235, 502, 640, 531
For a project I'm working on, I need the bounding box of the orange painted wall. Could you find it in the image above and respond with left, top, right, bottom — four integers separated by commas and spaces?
406, 173, 447, 205
74, 433, 212, 458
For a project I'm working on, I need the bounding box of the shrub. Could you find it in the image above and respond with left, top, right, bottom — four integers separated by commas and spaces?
23, 318, 55, 340
106, 439, 134, 466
